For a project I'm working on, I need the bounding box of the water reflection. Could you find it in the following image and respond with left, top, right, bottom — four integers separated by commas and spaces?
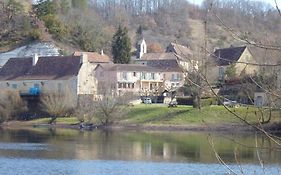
0, 129, 280, 164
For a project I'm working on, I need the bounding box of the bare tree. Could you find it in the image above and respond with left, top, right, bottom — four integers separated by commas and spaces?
40, 88, 76, 124
93, 82, 135, 126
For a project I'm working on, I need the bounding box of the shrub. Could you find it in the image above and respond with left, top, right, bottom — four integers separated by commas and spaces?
201, 97, 218, 106
176, 97, 193, 105
0, 90, 27, 123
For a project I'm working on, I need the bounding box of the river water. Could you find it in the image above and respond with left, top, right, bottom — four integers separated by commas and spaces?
0, 128, 280, 175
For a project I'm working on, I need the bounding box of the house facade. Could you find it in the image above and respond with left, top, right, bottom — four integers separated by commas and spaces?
95, 64, 164, 96
212, 46, 258, 82
0, 54, 96, 105
134, 39, 198, 72
133, 40, 199, 92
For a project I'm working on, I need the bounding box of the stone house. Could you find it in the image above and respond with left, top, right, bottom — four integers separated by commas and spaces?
212, 46, 258, 82
94, 64, 164, 96
134, 39, 198, 72
133, 40, 199, 93
0, 54, 96, 105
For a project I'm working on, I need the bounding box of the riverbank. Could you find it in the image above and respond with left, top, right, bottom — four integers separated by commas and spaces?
1, 105, 281, 132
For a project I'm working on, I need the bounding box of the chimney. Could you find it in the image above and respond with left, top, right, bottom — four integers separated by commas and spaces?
32, 53, 38, 66
80, 53, 88, 64
101, 49, 104, 56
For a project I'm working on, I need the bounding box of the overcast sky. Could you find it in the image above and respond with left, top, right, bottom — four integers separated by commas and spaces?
187, 0, 278, 7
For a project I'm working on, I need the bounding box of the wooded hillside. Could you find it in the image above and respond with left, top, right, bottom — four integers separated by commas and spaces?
0, 0, 280, 60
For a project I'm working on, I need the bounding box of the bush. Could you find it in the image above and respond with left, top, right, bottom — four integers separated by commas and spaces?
42, 14, 67, 39
29, 28, 42, 40
201, 97, 218, 106
176, 96, 218, 106
176, 97, 193, 105
0, 90, 27, 123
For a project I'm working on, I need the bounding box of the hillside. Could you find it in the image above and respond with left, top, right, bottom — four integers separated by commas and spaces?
0, 0, 280, 64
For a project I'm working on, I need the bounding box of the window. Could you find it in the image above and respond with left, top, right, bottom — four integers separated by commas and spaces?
151, 73, 155, 80
118, 83, 122, 88
12, 84, 17, 89
122, 83, 126, 89
132, 83, 135, 89
143, 73, 147, 80
133, 72, 137, 77
176, 74, 180, 81
128, 83, 131, 88
172, 74, 175, 81
150, 83, 153, 90
122, 72, 127, 80
219, 67, 225, 80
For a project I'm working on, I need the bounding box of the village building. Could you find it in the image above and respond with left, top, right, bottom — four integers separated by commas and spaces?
0, 54, 95, 105
133, 39, 198, 93
212, 46, 258, 82
94, 64, 164, 96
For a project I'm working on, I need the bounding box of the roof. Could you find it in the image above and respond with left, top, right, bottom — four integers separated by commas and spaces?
141, 52, 179, 60
74, 51, 111, 63
0, 56, 81, 81
166, 43, 193, 56
146, 59, 183, 72
96, 64, 161, 72
213, 46, 247, 66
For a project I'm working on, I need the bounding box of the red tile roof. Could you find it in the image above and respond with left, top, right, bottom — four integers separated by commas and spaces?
74, 51, 111, 63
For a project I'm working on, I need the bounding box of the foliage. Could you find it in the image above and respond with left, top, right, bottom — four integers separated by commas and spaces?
225, 64, 237, 79
0, 90, 27, 123
147, 42, 163, 53
33, 0, 56, 18
42, 14, 67, 39
29, 28, 42, 40
112, 25, 132, 64
71, 0, 88, 10
183, 71, 203, 109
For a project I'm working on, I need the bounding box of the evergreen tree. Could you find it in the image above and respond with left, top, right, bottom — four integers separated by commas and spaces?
33, 0, 56, 18
112, 26, 131, 64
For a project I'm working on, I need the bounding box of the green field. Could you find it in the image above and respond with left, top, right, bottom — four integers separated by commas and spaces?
29, 104, 281, 127
121, 104, 280, 126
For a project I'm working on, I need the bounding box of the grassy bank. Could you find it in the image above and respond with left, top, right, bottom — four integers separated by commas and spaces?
25, 105, 281, 128
121, 104, 280, 126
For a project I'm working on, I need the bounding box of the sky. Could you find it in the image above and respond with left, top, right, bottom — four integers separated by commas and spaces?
187, 0, 279, 7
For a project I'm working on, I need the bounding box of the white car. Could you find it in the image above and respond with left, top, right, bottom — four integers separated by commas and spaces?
223, 100, 238, 107
143, 98, 152, 104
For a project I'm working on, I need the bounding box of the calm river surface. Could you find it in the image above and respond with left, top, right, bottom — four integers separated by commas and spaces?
0, 128, 280, 175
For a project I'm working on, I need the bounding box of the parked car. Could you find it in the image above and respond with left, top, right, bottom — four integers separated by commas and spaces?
143, 98, 152, 104
223, 99, 238, 107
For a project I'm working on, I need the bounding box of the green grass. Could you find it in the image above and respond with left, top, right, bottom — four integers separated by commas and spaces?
121, 104, 281, 126
27, 105, 281, 127
29, 117, 80, 125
